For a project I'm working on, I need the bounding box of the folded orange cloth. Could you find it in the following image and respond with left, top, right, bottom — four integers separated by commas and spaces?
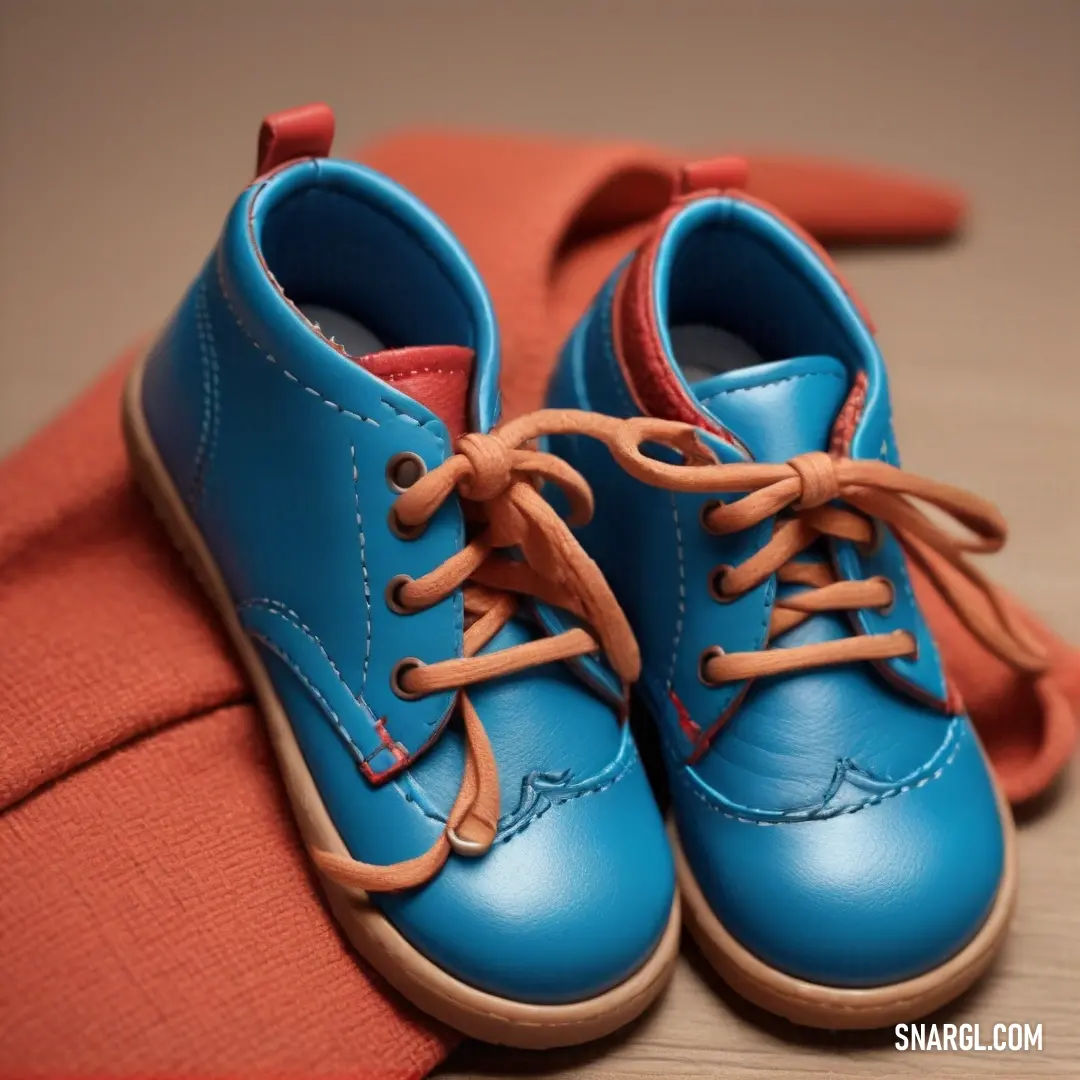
0, 359, 452, 1079
0, 130, 1073, 1077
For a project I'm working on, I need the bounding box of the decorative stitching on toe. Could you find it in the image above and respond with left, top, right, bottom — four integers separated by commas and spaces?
495, 754, 636, 845
678, 718, 966, 825
394, 727, 641, 845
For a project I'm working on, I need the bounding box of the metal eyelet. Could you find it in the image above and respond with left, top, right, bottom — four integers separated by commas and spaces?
698, 645, 726, 686
388, 507, 427, 541
698, 499, 722, 532
385, 451, 427, 493
385, 574, 414, 614
447, 828, 492, 857
708, 564, 735, 604
858, 517, 887, 558
390, 657, 426, 700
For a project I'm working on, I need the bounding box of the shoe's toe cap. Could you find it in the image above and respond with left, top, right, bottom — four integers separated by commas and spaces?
379, 745, 676, 1005
675, 720, 1007, 987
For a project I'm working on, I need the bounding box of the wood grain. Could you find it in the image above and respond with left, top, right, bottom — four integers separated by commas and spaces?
1, 2, 1076, 1077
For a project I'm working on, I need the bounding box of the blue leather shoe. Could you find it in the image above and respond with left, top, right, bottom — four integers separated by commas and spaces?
123, 105, 678, 1048
546, 161, 1042, 1028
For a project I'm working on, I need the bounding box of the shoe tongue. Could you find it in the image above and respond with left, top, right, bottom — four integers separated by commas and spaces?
356, 345, 474, 442
692, 355, 850, 461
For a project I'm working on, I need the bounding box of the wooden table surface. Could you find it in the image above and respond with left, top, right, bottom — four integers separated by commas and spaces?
2, 2, 1076, 1077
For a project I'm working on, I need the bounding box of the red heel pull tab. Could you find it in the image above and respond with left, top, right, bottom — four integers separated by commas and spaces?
256, 103, 335, 178
677, 156, 750, 197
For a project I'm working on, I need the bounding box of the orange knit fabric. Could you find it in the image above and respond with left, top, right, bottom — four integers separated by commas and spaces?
0, 130, 1074, 1077
0, 358, 452, 1078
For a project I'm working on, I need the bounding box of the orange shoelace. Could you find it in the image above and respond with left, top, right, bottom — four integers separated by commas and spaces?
602, 416, 1049, 685
313, 410, 641, 894
313, 410, 1048, 894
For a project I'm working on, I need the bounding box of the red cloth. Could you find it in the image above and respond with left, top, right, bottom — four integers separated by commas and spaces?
0, 129, 1073, 1077
0, 359, 451, 1079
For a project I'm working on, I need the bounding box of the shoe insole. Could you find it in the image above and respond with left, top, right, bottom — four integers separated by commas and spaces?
670, 324, 767, 383
300, 308, 766, 389
300, 303, 385, 357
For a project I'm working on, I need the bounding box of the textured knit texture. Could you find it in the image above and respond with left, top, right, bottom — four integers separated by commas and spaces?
0, 354, 452, 1078
1, 132, 1076, 1077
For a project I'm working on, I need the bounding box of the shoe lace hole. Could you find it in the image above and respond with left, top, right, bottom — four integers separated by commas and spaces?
385, 574, 415, 614
391, 657, 426, 700
857, 517, 887, 558
877, 576, 896, 617
386, 451, 427, 493
698, 645, 726, 686
698, 499, 722, 532
708, 564, 736, 603
388, 507, 427, 541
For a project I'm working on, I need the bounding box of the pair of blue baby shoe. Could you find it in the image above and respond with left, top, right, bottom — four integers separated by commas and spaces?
125, 106, 1030, 1047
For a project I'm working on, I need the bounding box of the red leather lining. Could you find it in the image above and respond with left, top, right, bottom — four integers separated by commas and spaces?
613, 187, 876, 448
358, 345, 475, 443
829, 370, 869, 455
613, 205, 737, 443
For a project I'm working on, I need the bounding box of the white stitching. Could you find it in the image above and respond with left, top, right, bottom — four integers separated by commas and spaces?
383, 368, 462, 379
666, 492, 686, 691
679, 721, 965, 825
696, 370, 845, 412
190, 281, 220, 506
350, 444, 373, 691
247, 629, 366, 765
190, 283, 211, 502
206, 297, 221, 494
238, 598, 355, 694
396, 752, 639, 845
212, 253, 453, 449
213, 256, 382, 427
494, 755, 636, 845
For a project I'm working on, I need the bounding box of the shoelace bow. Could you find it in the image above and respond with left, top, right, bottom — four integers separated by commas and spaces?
314, 410, 1048, 894
313, 410, 642, 894
603, 416, 1048, 686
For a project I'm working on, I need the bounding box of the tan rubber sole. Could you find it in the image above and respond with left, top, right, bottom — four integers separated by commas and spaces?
673, 768, 1018, 1030
121, 353, 680, 1049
